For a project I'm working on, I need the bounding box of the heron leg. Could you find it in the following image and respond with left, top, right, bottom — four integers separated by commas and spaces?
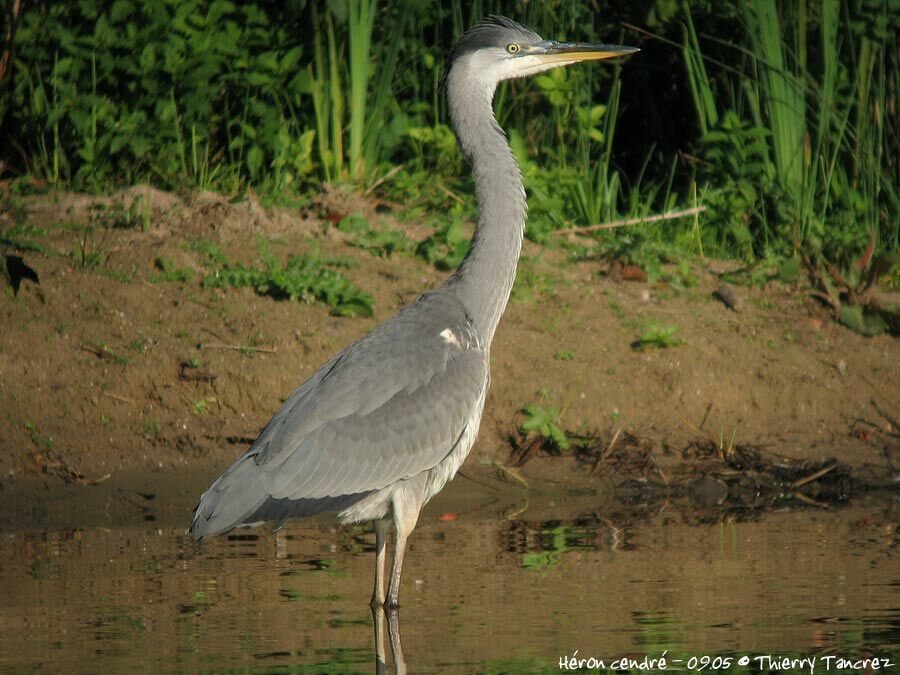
371, 603, 406, 675
372, 604, 387, 675
371, 518, 390, 608
385, 493, 423, 609
386, 605, 407, 675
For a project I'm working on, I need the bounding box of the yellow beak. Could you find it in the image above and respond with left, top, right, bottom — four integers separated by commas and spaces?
529, 41, 639, 64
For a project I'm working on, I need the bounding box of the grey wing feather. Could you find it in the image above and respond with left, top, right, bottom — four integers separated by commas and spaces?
190, 291, 487, 537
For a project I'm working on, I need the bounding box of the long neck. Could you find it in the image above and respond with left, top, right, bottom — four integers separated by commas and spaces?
444, 63, 526, 345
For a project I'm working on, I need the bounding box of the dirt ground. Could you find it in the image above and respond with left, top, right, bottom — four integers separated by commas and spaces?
1, 184, 898, 494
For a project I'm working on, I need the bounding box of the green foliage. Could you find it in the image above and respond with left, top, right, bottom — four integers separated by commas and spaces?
663, 258, 700, 291
305, 1, 408, 182
0, 0, 895, 276
632, 321, 684, 350
415, 212, 471, 270
89, 200, 148, 230
191, 396, 215, 415
153, 257, 195, 283
837, 305, 887, 337
5, 0, 317, 191
71, 224, 111, 270
25, 421, 54, 453
697, 112, 771, 255
595, 232, 680, 283
0, 192, 29, 228
184, 239, 228, 267
336, 213, 412, 258
403, 123, 462, 175
520, 403, 569, 451
0, 224, 47, 253
141, 420, 160, 438
683, 0, 898, 264
203, 238, 374, 317
720, 255, 803, 287
511, 256, 558, 302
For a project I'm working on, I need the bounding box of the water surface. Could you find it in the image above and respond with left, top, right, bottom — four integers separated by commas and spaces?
0, 469, 896, 672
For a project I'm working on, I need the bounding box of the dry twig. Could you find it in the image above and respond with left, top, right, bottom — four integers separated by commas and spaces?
555, 206, 707, 235
591, 427, 622, 474
791, 461, 837, 489
201, 342, 277, 354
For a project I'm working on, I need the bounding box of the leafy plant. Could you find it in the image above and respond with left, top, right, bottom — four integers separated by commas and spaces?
141, 420, 160, 439
184, 239, 229, 267
305, 0, 408, 182
0, 0, 895, 281
696, 112, 772, 255
4, 1, 318, 191
153, 257, 195, 283
803, 233, 900, 336
403, 123, 462, 175
88, 200, 147, 230
415, 212, 471, 271
661, 258, 700, 291
683, 0, 898, 265
336, 213, 412, 258
519, 403, 569, 452
203, 238, 374, 317
632, 321, 684, 350
191, 396, 216, 415
72, 224, 111, 270
511, 256, 558, 302
25, 421, 54, 453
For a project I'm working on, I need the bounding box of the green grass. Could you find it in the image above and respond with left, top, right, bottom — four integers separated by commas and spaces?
511, 256, 559, 302
88, 200, 148, 230
0, 224, 47, 253
153, 257, 195, 283
682, 0, 898, 266
71, 226, 111, 270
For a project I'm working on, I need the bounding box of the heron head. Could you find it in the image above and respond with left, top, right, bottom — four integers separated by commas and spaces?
448, 15, 638, 86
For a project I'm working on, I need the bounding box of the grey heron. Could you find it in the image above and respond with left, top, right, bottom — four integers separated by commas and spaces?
190, 16, 637, 609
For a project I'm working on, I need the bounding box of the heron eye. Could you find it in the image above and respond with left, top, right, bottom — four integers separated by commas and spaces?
506, 43, 520, 54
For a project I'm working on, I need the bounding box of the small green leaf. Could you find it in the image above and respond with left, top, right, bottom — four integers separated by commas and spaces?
246, 146, 264, 176
838, 305, 887, 336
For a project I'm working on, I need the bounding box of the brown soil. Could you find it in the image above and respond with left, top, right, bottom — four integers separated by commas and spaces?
1, 185, 898, 491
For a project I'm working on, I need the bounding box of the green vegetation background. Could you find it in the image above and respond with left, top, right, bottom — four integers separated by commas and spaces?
0, 0, 897, 274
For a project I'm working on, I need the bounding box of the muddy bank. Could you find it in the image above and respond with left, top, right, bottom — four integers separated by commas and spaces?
0, 186, 898, 492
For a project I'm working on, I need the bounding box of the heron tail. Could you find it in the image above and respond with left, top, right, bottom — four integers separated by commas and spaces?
189, 453, 268, 539
189, 452, 377, 538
